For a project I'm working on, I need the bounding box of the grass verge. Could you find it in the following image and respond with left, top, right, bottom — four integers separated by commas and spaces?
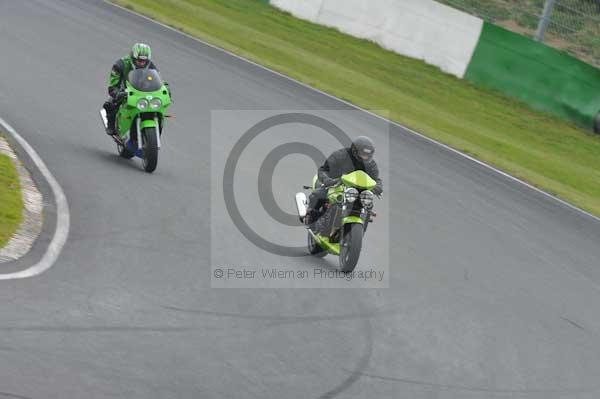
0, 138, 23, 248
113, 0, 600, 216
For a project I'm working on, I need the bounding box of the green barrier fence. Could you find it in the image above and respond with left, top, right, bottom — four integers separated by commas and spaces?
465, 22, 600, 129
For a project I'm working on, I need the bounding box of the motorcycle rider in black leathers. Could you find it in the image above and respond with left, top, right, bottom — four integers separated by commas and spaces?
305, 136, 383, 225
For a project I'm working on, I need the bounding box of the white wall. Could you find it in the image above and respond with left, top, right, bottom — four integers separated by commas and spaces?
272, 0, 324, 21
270, 0, 483, 78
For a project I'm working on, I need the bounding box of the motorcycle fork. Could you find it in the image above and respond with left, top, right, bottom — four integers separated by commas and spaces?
136, 116, 142, 150
155, 116, 161, 149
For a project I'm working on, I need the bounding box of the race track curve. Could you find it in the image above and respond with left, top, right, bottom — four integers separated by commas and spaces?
1, 1, 600, 398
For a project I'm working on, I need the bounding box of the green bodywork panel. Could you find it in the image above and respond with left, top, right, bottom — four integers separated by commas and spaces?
310, 171, 374, 206
327, 185, 344, 204
140, 119, 157, 129
341, 170, 377, 190
342, 215, 364, 225
314, 234, 340, 255
116, 81, 171, 140
312, 171, 376, 191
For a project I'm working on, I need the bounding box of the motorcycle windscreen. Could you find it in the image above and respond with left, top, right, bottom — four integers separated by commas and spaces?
341, 170, 377, 190
127, 68, 163, 92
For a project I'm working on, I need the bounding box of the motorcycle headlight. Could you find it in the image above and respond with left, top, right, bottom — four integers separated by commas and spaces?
150, 98, 162, 109
345, 187, 359, 203
360, 190, 374, 208
137, 99, 149, 110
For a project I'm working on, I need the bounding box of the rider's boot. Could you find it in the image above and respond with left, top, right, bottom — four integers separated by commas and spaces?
103, 102, 118, 136
304, 208, 320, 227
305, 190, 325, 227
106, 115, 117, 136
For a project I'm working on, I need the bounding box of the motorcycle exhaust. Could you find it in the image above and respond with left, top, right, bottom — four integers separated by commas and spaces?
99, 108, 108, 129
295, 192, 307, 219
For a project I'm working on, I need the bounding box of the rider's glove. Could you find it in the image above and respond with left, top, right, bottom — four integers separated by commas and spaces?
109, 87, 118, 99
115, 90, 127, 102
372, 185, 383, 196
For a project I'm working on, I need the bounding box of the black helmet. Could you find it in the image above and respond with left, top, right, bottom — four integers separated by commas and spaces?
351, 136, 375, 162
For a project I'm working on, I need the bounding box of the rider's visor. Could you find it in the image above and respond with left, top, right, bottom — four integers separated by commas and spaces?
358, 148, 373, 161
134, 57, 149, 68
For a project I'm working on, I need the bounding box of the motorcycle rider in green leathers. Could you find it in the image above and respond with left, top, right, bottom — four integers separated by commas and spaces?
103, 43, 162, 135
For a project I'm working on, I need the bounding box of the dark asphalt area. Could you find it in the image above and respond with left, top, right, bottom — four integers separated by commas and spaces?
1, 1, 600, 398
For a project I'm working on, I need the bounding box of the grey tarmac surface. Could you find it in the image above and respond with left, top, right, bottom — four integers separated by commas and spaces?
1, 1, 600, 398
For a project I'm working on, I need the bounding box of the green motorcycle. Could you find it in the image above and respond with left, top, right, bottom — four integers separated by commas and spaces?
99, 68, 172, 173
295, 170, 378, 272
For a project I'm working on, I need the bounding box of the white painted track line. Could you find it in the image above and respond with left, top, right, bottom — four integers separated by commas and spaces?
0, 117, 70, 280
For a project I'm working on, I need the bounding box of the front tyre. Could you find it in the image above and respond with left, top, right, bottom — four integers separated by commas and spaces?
339, 223, 363, 272
142, 127, 158, 173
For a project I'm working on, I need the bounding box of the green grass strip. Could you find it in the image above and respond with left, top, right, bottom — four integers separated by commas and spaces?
113, 0, 600, 216
0, 142, 23, 248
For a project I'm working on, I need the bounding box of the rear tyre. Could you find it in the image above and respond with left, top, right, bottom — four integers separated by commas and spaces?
339, 223, 363, 272
595, 112, 600, 134
308, 231, 327, 257
117, 143, 134, 159
142, 127, 158, 173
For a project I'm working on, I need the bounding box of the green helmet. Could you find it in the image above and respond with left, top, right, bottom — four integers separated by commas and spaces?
131, 43, 151, 69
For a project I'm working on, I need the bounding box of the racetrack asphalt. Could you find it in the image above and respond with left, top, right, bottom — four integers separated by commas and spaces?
1, 1, 600, 398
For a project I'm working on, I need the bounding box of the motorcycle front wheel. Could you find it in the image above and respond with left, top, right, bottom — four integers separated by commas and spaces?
339, 223, 363, 272
142, 127, 158, 173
